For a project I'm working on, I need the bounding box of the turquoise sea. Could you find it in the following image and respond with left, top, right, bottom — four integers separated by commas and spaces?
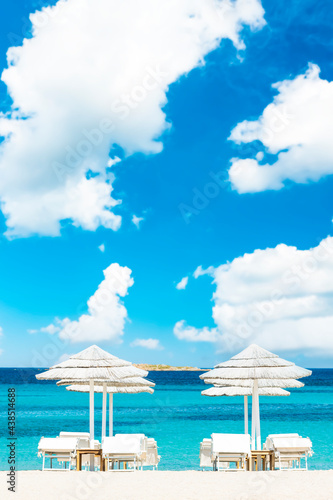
0, 368, 332, 471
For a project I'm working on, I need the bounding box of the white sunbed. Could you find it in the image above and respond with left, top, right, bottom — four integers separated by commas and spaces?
211, 433, 251, 471
111, 435, 160, 470
140, 437, 160, 470
58, 432, 101, 470
264, 434, 313, 470
38, 437, 78, 471
102, 434, 145, 471
199, 438, 213, 470
58, 431, 100, 449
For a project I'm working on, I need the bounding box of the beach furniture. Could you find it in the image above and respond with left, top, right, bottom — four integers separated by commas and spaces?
38, 437, 78, 471
140, 437, 160, 470
264, 433, 313, 470
36, 345, 154, 470
200, 344, 312, 450
199, 438, 213, 470
58, 432, 101, 470
102, 434, 146, 471
211, 433, 251, 471
59, 431, 100, 449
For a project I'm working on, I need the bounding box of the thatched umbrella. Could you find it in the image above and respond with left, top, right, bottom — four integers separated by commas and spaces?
200, 344, 311, 449
202, 385, 290, 434
203, 379, 305, 388
36, 345, 151, 468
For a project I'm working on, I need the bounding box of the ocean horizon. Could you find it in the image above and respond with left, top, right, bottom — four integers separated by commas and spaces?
0, 368, 332, 471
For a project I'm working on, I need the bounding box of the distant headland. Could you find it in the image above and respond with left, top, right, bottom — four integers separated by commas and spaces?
134, 363, 207, 371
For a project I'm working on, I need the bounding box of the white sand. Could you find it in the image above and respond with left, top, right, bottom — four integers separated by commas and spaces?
2, 470, 333, 500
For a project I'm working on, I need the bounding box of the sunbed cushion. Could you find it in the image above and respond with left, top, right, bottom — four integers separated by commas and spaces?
59, 432, 90, 439
267, 433, 300, 439
211, 433, 251, 454
38, 437, 78, 453
103, 435, 143, 455
269, 436, 312, 452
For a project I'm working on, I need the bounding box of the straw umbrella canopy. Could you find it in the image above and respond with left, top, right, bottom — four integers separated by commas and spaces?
56, 377, 154, 387
200, 344, 311, 450
203, 378, 305, 388
202, 385, 289, 434
36, 345, 151, 465
65, 383, 154, 438
66, 385, 154, 394
202, 387, 290, 397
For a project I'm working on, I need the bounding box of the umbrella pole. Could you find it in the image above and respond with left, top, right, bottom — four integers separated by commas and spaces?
251, 380, 258, 449
102, 383, 107, 442
244, 396, 248, 434
89, 380, 95, 471
109, 393, 113, 437
256, 393, 261, 450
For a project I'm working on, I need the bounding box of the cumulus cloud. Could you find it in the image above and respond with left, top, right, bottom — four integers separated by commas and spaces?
0, 0, 265, 238
38, 263, 134, 343
98, 243, 105, 253
174, 320, 219, 342
40, 324, 62, 335
193, 265, 215, 279
130, 338, 164, 350
174, 237, 333, 355
228, 64, 333, 193
132, 215, 144, 229
176, 276, 189, 290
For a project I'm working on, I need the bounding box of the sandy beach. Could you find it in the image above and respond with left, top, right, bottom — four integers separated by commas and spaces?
2, 470, 333, 500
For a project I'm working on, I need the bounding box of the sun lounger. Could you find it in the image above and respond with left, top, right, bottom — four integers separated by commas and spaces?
58, 432, 101, 469
211, 433, 251, 471
113, 435, 160, 470
264, 434, 313, 470
199, 439, 213, 470
102, 434, 145, 471
38, 437, 78, 471
140, 437, 160, 470
58, 431, 100, 449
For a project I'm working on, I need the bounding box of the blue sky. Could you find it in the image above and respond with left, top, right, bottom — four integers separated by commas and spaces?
0, 0, 333, 367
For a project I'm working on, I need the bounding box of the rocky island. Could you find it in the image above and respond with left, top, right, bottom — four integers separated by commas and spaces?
133, 363, 207, 371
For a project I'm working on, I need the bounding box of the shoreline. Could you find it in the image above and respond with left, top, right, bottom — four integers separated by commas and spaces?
2, 470, 332, 500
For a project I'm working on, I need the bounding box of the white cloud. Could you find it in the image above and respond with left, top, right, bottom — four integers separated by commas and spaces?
228, 64, 333, 193
176, 276, 188, 290
174, 320, 219, 342
39, 263, 134, 343
174, 236, 333, 355
0, 0, 265, 237
0, 326, 3, 336
40, 323, 61, 335
98, 243, 105, 253
130, 338, 164, 350
193, 265, 215, 279
132, 215, 144, 229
